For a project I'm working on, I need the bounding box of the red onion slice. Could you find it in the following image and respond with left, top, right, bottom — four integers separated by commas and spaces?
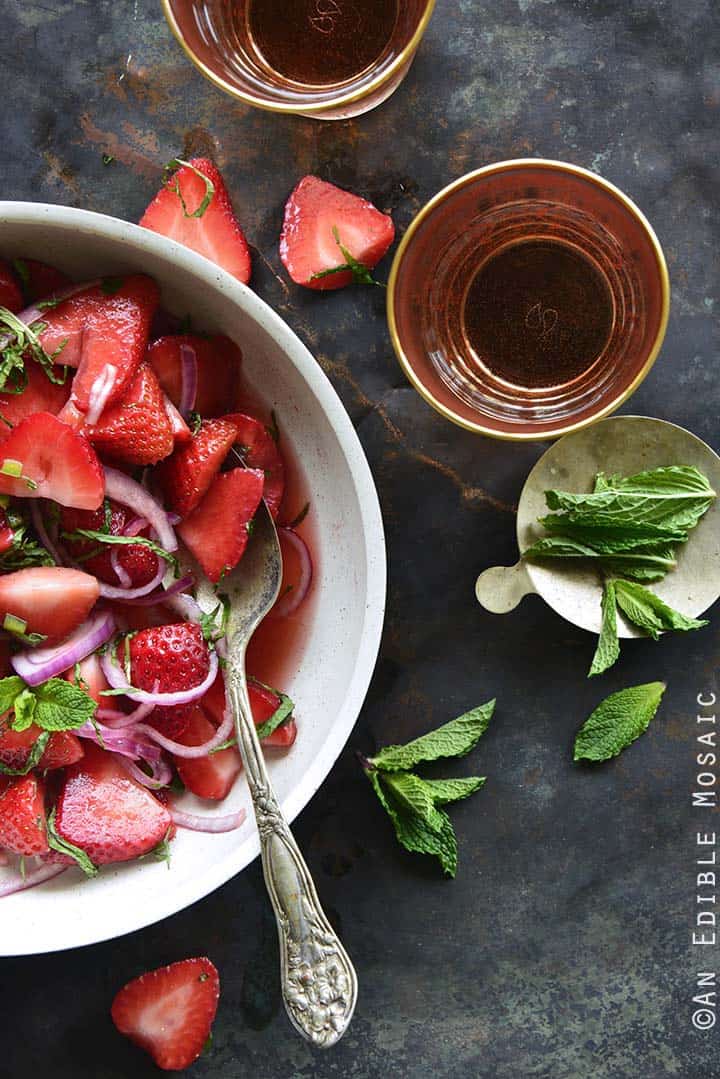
114, 573, 194, 608
169, 806, 246, 833
85, 363, 117, 425
164, 591, 204, 622
178, 343, 198, 417
101, 646, 219, 708
97, 556, 165, 601
135, 702, 234, 758
103, 467, 177, 553
29, 500, 64, 566
0, 863, 68, 898
110, 547, 132, 588
97, 699, 156, 728
123, 516, 149, 537
11, 610, 116, 686
273, 528, 313, 618
119, 755, 173, 790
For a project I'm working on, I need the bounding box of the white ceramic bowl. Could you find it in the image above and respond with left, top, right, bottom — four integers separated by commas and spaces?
0, 202, 386, 955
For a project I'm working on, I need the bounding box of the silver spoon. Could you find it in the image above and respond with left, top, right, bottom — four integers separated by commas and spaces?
192, 494, 358, 1048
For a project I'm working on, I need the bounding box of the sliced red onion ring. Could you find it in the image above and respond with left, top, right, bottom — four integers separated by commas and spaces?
273, 528, 313, 618
11, 610, 116, 686
0, 863, 68, 898
97, 699, 155, 728
123, 516, 149, 538
0, 279, 103, 352
169, 806, 246, 833
98, 556, 165, 601
0, 850, 9, 867
110, 548, 132, 589
75, 721, 164, 763
114, 573, 194, 608
101, 645, 218, 707
119, 755, 173, 790
136, 703, 233, 758
164, 591, 204, 622
178, 343, 198, 417
103, 467, 177, 553
85, 363, 117, 425
29, 500, 64, 566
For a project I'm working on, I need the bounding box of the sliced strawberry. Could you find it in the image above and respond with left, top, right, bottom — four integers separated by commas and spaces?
0, 412, 104, 509
0, 361, 70, 439
163, 393, 192, 445
61, 501, 160, 589
0, 723, 84, 772
224, 412, 285, 519
280, 175, 395, 291
147, 334, 243, 417
63, 653, 110, 705
247, 681, 297, 748
0, 260, 23, 313
0, 566, 99, 644
155, 417, 238, 518
14, 258, 70, 304
86, 363, 174, 466
0, 773, 48, 855
178, 467, 264, 583
111, 957, 220, 1071
37, 275, 160, 413
140, 158, 251, 285
55, 743, 171, 864
129, 623, 212, 737
174, 706, 241, 800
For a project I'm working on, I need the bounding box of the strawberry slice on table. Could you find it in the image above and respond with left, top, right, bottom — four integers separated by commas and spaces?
0, 361, 70, 438
173, 705, 242, 801
0, 259, 23, 313
61, 501, 160, 589
178, 467, 265, 584
155, 416, 239, 518
0, 723, 83, 772
37, 275, 160, 414
129, 623, 212, 738
140, 157, 251, 285
147, 333, 244, 417
13, 258, 70, 305
0, 412, 104, 509
280, 175, 395, 291
0, 773, 48, 855
0, 567, 99, 644
85, 363, 174, 466
224, 412, 285, 519
111, 957, 220, 1072
55, 743, 171, 864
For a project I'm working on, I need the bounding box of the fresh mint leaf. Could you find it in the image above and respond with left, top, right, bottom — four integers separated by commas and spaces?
573, 682, 666, 762
12, 258, 30, 291
0, 730, 49, 775
540, 514, 689, 551
614, 580, 708, 641
253, 686, 295, 741
380, 772, 447, 833
0, 675, 25, 715
370, 700, 495, 771
523, 536, 677, 580
0, 505, 55, 570
368, 770, 458, 876
164, 158, 215, 218
588, 580, 620, 678
63, 528, 178, 571
46, 808, 98, 877
32, 677, 97, 732
416, 776, 486, 805
11, 689, 37, 731
310, 227, 383, 287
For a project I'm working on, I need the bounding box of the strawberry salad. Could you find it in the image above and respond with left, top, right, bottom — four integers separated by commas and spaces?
0, 257, 313, 897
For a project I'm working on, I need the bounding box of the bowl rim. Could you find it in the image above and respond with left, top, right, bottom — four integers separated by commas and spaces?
0, 201, 387, 953
160, 0, 437, 115
386, 158, 671, 442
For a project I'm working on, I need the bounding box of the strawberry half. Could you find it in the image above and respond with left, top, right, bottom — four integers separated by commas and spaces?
55, 743, 171, 864
178, 467, 264, 583
129, 623, 212, 738
155, 417, 238, 518
61, 501, 160, 589
0, 567, 99, 644
86, 363, 174, 466
0, 361, 70, 439
140, 158, 251, 285
147, 333, 244, 418
0, 259, 23, 313
0, 774, 48, 855
0, 411, 104, 509
280, 175, 395, 291
37, 275, 160, 414
111, 957, 220, 1071
225, 412, 285, 519
174, 705, 242, 800
0, 724, 83, 772
247, 681, 298, 748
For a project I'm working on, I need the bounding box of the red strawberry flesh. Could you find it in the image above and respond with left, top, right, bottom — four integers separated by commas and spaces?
0, 411, 104, 509
178, 467, 264, 583
0, 566, 99, 644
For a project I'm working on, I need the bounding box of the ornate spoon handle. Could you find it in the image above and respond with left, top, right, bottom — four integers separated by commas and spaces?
226, 663, 358, 1048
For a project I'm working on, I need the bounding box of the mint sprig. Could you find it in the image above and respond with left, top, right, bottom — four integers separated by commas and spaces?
574, 682, 666, 762
0, 674, 97, 734
361, 701, 494, 877
310, 226, 384, 287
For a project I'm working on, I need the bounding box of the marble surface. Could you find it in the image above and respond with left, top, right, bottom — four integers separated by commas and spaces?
1, 1, 718, 1076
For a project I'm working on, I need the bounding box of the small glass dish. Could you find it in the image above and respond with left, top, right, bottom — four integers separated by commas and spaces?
387, 159, 670, 442
161, 0, 436, 119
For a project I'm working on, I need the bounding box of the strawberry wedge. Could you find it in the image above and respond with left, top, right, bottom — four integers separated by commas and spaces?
140, 158, 251, 285
0, 412, 104, 508
37, 275, 159, 415
178, 467, 265, 583
0, 567, 100, 643
147, 333, 243, 417
0, 361, 70, 438
86, 363, 174, 466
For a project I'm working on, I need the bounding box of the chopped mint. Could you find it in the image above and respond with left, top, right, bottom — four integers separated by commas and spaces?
47, 808, 98, 877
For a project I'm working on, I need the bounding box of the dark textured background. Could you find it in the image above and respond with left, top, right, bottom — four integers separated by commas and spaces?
1, 1, 719, 1076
